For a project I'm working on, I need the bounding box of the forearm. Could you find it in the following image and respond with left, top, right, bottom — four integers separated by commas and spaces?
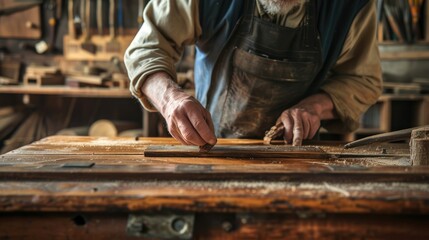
142, 72, 186, 113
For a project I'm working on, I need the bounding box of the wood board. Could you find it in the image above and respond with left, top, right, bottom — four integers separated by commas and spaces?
145, 145, 328, 159
145, 144, 409, 159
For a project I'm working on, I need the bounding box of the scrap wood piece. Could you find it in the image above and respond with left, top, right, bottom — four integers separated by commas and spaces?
264, 122, 285, 145
410, 127, 429, 166
145, 145, 328, 159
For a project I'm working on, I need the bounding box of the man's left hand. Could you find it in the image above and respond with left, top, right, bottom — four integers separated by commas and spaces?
276, 93, 336, 146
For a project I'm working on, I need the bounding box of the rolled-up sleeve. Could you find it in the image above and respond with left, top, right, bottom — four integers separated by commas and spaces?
124, 0, 202, 111
321, 0, 383, 133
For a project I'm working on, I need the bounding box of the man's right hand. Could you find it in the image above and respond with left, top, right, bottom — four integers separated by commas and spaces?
142, 72, 217, 146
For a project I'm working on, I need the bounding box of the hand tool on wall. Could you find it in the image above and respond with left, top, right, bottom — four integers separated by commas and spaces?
138, 0, 144, 27
81, 0, 97, 54
106, 0, 120, 53
72, 0, 83, 38
47, 0, 58, 51
68, 0, 75, 38
344, 125, 429, 149
96, 0, 103, 35
117, 0, 124, 36
35, 0, 57, 54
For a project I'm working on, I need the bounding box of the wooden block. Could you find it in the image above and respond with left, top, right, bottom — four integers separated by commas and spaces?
411, 127, 429, 166
89, 120, 140, 137
24, 74, 65, 86
65, 75, 107, 86
26, 66, 59, 76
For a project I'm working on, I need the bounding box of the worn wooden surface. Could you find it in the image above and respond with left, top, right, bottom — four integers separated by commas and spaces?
1, 136, 429, 239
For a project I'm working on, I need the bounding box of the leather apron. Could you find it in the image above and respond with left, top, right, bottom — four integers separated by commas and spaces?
218, 0, 323, 138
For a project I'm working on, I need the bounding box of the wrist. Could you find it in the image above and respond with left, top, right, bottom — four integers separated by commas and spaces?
142, 72, 191, 116
297, 93, 336, 120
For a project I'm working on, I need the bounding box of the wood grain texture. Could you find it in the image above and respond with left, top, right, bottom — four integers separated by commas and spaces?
0, 136, 428, 225
1, 180, 429, 214
0, 136, 416, 181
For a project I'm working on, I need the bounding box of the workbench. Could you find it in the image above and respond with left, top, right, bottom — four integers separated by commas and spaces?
0, 136, 428, 239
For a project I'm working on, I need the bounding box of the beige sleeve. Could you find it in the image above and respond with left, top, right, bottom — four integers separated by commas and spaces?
124, 0, 202, 112
320, 0, 383, 133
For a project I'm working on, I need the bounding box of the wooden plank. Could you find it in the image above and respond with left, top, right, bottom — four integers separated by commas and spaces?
145, 145, 329, 159
0, 180, 429, 213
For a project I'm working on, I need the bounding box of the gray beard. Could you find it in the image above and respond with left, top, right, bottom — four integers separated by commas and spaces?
258, 0, 305, 15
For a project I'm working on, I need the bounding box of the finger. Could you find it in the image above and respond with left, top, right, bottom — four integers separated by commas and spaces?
176, 116, 207, 146
291, 113, 304, 146
188, 110, 217, 145
280, 114, 293, 144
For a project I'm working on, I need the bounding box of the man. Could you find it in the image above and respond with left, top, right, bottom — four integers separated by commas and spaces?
125, 0, 382, 147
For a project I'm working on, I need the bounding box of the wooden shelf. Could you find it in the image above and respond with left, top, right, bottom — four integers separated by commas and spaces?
0, 85, 131, 98
379, 43, 429, 60
379, 94, 429, 101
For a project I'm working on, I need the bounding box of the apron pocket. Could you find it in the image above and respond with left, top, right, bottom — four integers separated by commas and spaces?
232, 48, 317, 82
